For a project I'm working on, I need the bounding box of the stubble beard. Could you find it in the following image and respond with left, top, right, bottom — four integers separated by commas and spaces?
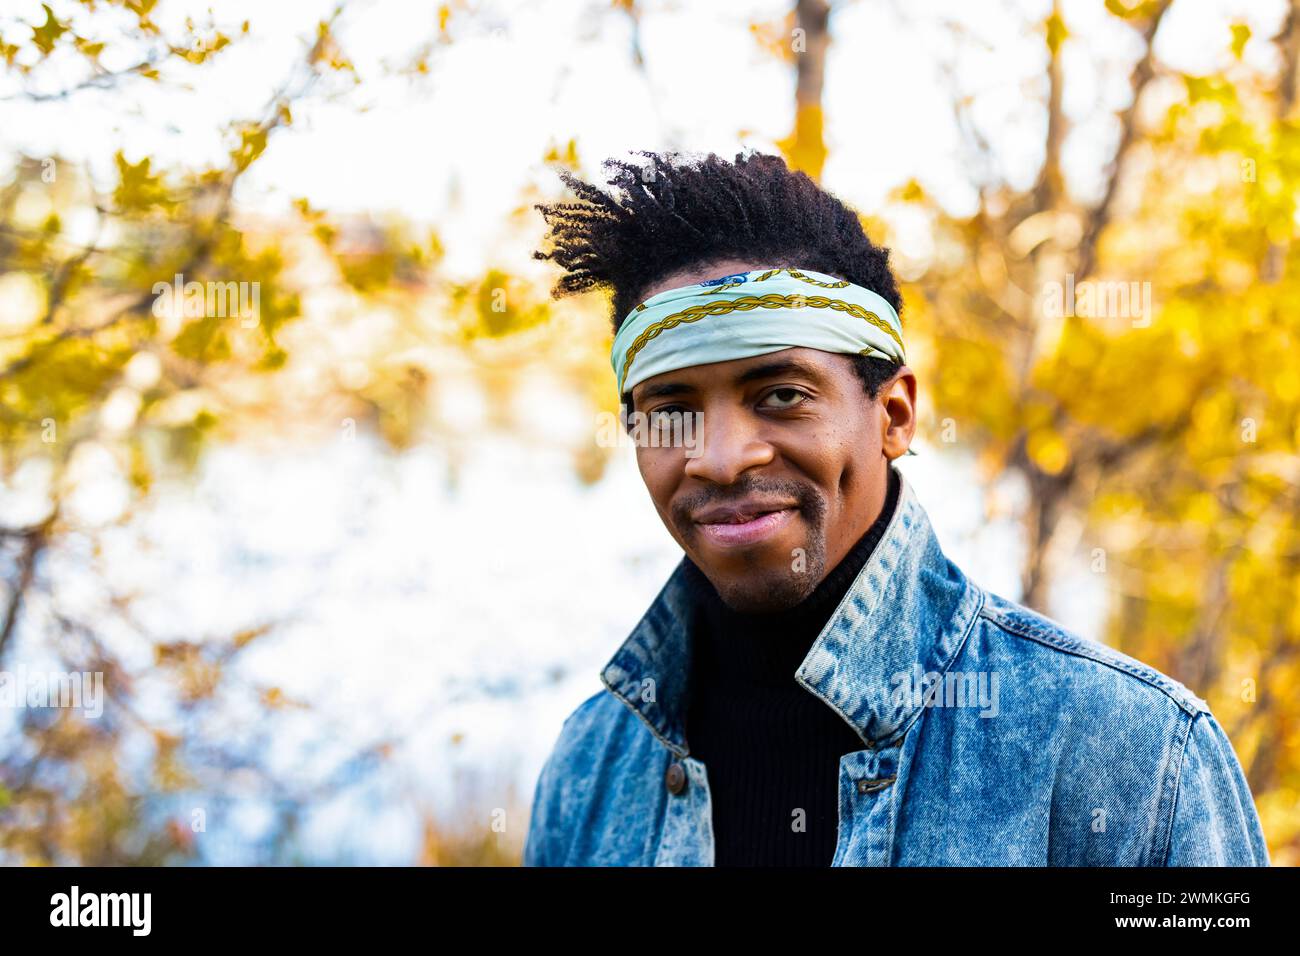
684, 484, 829, 614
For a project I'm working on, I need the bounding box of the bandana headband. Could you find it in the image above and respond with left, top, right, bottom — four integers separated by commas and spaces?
611, 267, 905, 398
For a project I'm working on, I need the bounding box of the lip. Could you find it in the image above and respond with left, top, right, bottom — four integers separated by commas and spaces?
693, 507, 797, 548
692, 498, 800, 525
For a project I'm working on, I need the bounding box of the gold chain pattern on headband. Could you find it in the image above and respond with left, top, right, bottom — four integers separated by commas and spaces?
622, 293, 904, 382
755, 269, 850, 288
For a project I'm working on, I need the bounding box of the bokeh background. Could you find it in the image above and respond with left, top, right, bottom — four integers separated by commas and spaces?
1, 0, 1297, 865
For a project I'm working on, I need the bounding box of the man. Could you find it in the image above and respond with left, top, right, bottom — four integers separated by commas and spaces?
522, 149, 1269, 866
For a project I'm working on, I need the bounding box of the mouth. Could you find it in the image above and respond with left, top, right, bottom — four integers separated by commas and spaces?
693, 507, 798, 549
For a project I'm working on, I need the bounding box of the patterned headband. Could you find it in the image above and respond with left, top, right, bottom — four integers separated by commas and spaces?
611, 267, 905, 398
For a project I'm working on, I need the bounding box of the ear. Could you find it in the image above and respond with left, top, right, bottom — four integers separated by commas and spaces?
880, 366, 918, 460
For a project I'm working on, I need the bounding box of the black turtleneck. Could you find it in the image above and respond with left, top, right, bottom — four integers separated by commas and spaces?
682, 464, 901, 867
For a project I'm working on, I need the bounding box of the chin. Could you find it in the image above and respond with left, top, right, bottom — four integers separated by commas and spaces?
707, 564, 818, 614
683, 515, 826, 612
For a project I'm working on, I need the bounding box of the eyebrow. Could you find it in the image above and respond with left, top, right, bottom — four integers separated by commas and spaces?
632, 358, 827, 404
735, 357, 827, 386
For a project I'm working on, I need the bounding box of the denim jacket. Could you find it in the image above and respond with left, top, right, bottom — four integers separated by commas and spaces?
523, 467, 1270, 866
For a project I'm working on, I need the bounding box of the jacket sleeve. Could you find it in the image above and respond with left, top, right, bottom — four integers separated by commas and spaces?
521, 746, 561, 867
1162, 709, 1270, 866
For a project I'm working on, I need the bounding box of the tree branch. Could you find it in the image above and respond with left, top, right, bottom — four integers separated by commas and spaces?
1074, 0, 1173, 281
0, 513, 55, 663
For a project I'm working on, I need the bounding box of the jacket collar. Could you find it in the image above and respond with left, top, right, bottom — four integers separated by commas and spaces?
599, 464, 984, 757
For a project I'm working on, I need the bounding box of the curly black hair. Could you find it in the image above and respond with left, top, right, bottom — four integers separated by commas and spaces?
532, 149, 904, 399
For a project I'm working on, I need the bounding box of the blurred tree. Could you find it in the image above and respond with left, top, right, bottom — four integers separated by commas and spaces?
0, 0, 612, 866
874, 0, 1299, 861
781, 0, 831, 180
0, 0, 398, 864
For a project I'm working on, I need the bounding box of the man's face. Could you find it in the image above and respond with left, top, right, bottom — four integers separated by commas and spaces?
627, 260, 916, 613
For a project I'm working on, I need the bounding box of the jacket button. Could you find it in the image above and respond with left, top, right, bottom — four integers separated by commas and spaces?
665, 762, 688, 795
856, 778, 872, 795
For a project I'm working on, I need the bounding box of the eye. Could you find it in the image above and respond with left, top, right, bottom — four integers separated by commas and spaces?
647, 404, 688, 420
642, 405, 692, 434
760, 387, 809, 410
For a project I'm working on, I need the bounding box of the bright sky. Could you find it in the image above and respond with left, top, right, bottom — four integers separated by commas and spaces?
2, 0, 1288, 276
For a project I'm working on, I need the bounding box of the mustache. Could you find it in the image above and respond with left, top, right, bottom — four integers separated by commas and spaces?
671, 476, 825, 530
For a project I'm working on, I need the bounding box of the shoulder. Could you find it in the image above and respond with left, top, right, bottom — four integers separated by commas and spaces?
553, 686, 644, 755
535, 688, 631, 789
973, 586, 1209, 718
966, 588, 1269, 863
522, 688, 650, 865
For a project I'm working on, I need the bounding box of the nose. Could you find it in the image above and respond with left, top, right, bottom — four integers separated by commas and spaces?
682, 404, 774, 485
